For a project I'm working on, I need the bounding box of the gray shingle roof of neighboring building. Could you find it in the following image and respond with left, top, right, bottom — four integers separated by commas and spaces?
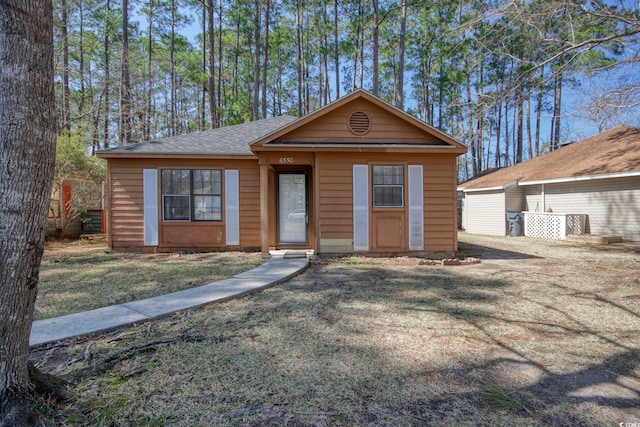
98, 115, 298, 156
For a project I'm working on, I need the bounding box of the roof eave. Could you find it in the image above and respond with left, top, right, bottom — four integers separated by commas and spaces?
518, 170, 640, 186
252, 143, 467, 154
458, 180, 519, 192
97, 152, 256, 160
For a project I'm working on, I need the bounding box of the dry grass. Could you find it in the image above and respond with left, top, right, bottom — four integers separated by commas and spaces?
37, 238, 265, 320
32, 233, 640, 426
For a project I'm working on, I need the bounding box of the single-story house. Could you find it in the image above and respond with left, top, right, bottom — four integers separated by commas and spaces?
458, 125, 640, 242
97, 90, 468, 255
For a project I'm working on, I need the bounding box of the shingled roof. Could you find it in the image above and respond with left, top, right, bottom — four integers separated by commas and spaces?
459, 125, 640, 190
98, 115, 297, 157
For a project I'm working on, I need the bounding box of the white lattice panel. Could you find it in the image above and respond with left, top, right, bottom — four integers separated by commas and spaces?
523, 212, 587, 240
566, 214, 587, 235
524, 213, 562, 240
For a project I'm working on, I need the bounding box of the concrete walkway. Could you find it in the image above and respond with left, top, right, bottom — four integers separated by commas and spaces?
30, 253, 309, 348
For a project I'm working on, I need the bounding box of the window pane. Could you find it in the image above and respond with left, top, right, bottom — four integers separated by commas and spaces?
193, 170, 221, 195
373, 186, 403, 207
163, 195, 190, 220
194, 195, 222, 220
162, 170, 190, 194
373, 165, 403, 185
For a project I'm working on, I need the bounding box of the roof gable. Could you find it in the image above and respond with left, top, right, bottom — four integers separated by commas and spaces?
97, 90, 467, 158
459, 125, 640, 190
251, 89, 467, 152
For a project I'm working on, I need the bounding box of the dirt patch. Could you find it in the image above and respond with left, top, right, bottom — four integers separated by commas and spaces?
31, 233, 640, 426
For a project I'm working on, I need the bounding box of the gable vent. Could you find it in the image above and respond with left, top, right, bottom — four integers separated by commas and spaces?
348, 111, 371, 135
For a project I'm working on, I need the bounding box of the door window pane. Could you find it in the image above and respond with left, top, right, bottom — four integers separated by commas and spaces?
373, 186, 404, 207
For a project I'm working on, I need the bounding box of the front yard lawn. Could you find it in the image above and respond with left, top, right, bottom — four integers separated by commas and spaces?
37, 238, 265, 320
32, 234, 640, 426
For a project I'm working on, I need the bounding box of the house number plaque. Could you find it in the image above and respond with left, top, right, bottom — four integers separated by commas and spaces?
279, 157, 294, 164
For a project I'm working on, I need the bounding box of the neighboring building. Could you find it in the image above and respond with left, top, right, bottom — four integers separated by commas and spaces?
48, 171, 106, 236
97, 90, 467, 256
458, 125, 640, 242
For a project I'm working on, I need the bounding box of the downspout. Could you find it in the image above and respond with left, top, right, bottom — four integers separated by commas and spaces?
541, 183, 545, 212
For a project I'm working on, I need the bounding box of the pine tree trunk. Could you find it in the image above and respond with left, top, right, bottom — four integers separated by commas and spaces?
495, 102, 502, 167
60, 0, 71, 133
208, 0, 217, 128
120, 0, 132, 145
170, 0, 177, 135
333, 0, 340, 99
201, 3, 207, 130
261, 0, 269, 118
0, 0, 57, 425
516, 86, 523, 164
552, 69, 563, 150
78, 1, 86, 116
535, 69, 543, 157
526, 90, 533, 160
252, 0, 261, 121
103, 0, 111, 149
145, 3, 154, 141
371, 0, 379, 96
395, 0, 407, 109
296, 3, 303, 116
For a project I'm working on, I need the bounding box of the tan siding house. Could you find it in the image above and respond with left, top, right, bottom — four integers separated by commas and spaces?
459, 126, 640, 242
99, 90, 467, 255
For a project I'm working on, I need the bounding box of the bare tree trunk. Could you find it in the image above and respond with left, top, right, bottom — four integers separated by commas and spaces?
516, 86, 523, 164
60, 0, 71, 133
333, 0, 339, 99
504, 98, 509, 165
261, 0, 270, 118
495, 102, 502, 167
170, 0, 177, 135
321, 3, 329, 106
437, 65, 443, 130
552, 69, 563, 150
217, 0, 223, 123
252, 0, 261, 120
371, 0, 379, 96
208, 0, 217, 128
535, 70, 543, 157
395, 0, 407, 109
296, 1, 303, 116
200, 2, 207, 130
351, 33, 357, 92
465, 57, 479, 175
526, 90, 533, 160
103, 0, 111, 148
120, 0, 132, 145
0, 1, 57, 425
145, 1, 155, 141
78, 0, 86, 116
358, 21, 364, 90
